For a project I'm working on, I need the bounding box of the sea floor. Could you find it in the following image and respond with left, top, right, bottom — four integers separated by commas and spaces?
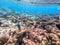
0, 9, 60, 45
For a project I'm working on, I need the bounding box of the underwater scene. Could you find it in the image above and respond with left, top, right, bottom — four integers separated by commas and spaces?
0, 0, 60, 45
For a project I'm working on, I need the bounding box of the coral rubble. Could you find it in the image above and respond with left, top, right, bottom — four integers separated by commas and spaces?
0, 11, 60, 45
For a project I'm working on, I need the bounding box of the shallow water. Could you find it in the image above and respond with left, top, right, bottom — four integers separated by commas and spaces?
0, 0, 58, 16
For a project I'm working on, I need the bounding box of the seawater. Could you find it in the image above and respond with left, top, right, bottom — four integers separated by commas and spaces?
0, 0, 58, 17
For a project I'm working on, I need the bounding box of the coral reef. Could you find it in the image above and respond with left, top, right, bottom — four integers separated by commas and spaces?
0, 11, 60, 45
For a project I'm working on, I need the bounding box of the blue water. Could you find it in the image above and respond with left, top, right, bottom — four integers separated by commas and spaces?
0, 0, 58, 14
